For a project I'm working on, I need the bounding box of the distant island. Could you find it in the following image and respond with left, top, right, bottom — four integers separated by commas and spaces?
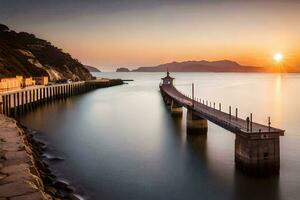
116, 67, 130, 72
84, 65, 101, 72
131, 60, 268, 72
0, 24, 92, 81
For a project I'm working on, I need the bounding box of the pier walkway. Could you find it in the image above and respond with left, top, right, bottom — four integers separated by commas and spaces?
159, 71, 284, 175
0, 79, 123, 116
160, 83, 284, 135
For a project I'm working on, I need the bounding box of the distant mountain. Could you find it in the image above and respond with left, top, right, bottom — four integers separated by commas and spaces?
84, 65, 101, 72
116, 67, 130, 72
0, 24, 93, 81
132, 60, 267, 72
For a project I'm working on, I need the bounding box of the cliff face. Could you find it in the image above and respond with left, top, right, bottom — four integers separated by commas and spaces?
0, 24, 93, 81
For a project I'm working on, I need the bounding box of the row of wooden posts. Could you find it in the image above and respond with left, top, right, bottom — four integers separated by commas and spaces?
183, 83, 272, 132
0, 81, 104, 117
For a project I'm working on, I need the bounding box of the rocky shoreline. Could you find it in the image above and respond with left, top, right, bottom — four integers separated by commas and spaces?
0, 114, 80, 200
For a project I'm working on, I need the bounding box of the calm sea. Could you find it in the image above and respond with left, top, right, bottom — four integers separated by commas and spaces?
18, 72, 300, 200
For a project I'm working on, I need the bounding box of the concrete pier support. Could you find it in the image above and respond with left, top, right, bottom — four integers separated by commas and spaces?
161, 93, 172, 108
186, 110, 208, 134
235, 132, 281, 175
170, 100, 183, 116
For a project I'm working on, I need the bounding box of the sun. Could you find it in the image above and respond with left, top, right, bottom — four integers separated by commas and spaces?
273, 52, 283, 62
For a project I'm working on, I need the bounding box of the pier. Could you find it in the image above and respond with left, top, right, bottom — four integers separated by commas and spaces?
0, 79, 123, 117
160, 71, 284, 175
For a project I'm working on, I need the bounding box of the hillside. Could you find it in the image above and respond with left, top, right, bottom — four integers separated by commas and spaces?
0, 24, 93, 81
84, 65, 101, 72
132, 60, 267, 72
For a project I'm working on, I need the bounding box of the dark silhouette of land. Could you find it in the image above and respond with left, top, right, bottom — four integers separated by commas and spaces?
84, 65, 101, 72
132, 60, 268, 72
116, 67, 130, 72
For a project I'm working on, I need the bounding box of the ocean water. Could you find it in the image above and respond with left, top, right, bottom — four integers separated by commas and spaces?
18, 72, 300, 200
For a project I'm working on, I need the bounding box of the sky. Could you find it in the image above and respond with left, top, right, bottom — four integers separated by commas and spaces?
1, 0, 300, 71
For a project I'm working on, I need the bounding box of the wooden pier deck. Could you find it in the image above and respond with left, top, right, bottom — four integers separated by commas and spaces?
160, 84, 284, 136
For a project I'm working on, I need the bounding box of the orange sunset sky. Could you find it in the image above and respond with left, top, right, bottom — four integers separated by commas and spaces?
1, 0, 300, 71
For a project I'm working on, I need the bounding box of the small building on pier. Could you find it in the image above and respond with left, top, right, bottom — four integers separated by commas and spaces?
21, 77, 35, 88
161, 70, 174, 85
0, 76, 24, 92
0, 76, 49, 92
33, 76, 49, 86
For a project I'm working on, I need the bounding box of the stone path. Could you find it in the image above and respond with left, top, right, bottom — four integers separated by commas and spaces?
0, 114, 49, 200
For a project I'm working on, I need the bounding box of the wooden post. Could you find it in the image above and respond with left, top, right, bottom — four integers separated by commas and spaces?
250, 113, 253, 132
219, 103, 221, 111
2, 95, 6, 115
29, 90, 32, 110
3, 95, 7, 115
36, 89, 39, 106
21, 92, 24, 113
52, 86, 54, 99
46, 87, 49, 101
229, 106, 231, 119
213, 102, 215, 109
5, 95, 8, 115
38, 89, 40, 104
39, 88, 41, 104
235, 108, 238, 120
43, 88, 45, 102
25, 91, 28, 112
17, 92, 20, 114
246, 117, 249, 131
1, 96, 5, 115
55, 86, 57, 99
268, 117, 271, 132
13, 93, 16, 116
36, 89, 39, 105
64, 85, 66, 98
8, 94, 11, 116
192, 83, 194, 107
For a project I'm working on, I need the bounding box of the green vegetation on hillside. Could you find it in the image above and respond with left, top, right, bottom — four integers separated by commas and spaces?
0, 24, 93, 81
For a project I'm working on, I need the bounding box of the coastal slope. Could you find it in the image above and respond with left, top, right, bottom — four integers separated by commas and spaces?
0, 24, 93, 81
84, 65, 101, 72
